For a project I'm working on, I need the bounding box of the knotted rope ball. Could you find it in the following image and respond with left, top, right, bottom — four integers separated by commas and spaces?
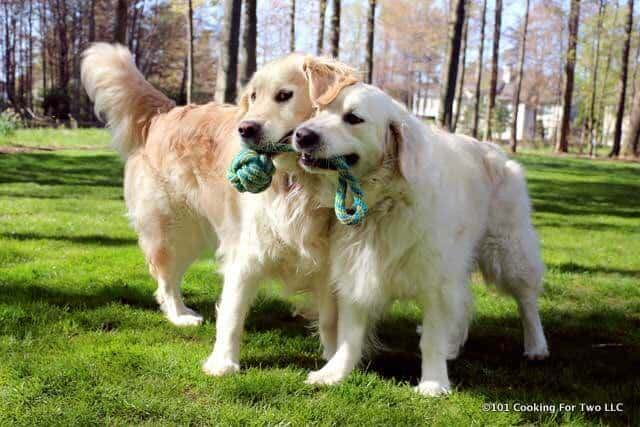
227, 145, 368, 225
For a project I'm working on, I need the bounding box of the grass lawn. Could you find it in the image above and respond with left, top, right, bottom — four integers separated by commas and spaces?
0, 130, 639, 426
0, 128, 110, 149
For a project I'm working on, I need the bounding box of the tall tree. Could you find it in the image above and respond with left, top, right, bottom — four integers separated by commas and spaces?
622, 90, 640, 157
555, 0, 580, 153
40, 0, 47, 101
54, 0, 70, 118
472, 0, 487, 139
484, 0, 502, 140
317, 0, 327, 55
609, 0, 634, 157
240, 0, 257, 86
453, 8, 469, 132
329, 0, 340, 58
364, 0, 376, 84
438, 0, 466, 131
289, 0, 296, 52
114, 0, 128, 45
215, 0, 242, 103
509, 0, 530, 153
587, 0, 605, 157
186, 0, 194, 104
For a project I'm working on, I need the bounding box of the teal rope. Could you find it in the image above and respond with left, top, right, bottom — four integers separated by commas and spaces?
227, 145, 368, 225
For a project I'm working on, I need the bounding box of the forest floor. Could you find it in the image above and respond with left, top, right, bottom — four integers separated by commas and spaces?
1, 129, 639, 425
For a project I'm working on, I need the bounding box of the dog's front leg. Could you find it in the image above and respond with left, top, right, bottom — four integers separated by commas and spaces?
416, 281, 470, 397
203, 262, 259, 376
313, 280, 338, 360
306, 295, 368, 385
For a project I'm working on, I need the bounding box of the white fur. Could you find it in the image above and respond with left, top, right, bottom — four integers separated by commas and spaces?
293, 83, 548, 396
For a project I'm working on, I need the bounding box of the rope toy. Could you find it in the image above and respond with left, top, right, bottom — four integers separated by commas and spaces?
227, 145, 368, 225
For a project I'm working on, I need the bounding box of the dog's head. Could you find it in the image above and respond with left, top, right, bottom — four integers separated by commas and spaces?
237, 54, 357, 169
292, 83, 418, 181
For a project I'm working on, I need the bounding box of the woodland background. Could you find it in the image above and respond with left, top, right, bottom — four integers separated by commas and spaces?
1, 0, 640, 157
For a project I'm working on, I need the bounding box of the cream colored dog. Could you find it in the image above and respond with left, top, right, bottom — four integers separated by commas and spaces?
81, 43, 356, 375
292, 82, 548, 396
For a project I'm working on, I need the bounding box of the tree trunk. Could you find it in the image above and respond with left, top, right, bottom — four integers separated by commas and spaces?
290, 0, 296, 52
484, 0, 502, 140
215, 0, 242, 103
597, 3, 619, 149
40, 0, 47, 106
555, 0, 580, 153
114, 0, 128, 45
453, 10, 468, 132
622, 91, 640, 157
27, 0, 34, 110
186, 0, 194, 104
329, 0, 340, 58
472, 0, 487, 139
587, 0, 605, 157
179, 55, 187, 105
364, 0, 376, 84
317, 0, 327, 55
240, 0, 257, 86
88, 0, 96, 43
438, 0, 466, 131
609, 0, 634, 157
509, 0, 530, 153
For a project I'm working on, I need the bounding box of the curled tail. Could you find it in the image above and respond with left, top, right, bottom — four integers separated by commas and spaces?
81, 43, 175, 159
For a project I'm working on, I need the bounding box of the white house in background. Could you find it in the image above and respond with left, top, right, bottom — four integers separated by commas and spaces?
410, 65, 562, 142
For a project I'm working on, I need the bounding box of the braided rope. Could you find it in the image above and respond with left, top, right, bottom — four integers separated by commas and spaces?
227, 144, 368, 225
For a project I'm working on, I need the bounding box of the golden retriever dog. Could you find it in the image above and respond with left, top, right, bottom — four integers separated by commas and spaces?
81, 43, 356, 376
291, 82, 548, 396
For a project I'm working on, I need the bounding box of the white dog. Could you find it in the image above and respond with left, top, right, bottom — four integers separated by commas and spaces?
292, 82, 548, 396
81, 43, 357, 375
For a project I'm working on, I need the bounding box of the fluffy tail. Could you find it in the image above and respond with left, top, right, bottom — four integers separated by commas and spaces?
81, 43, 175, 159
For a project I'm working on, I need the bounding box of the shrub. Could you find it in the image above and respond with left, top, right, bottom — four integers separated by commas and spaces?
0, 108, 22, 137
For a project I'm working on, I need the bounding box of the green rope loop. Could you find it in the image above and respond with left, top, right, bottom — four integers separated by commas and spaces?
227, 144, 368, 225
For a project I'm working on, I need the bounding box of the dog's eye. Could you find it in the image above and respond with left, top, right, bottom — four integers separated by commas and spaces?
343, 112, 364, 125
250, 92, 256, 102
275, 90, 293, 103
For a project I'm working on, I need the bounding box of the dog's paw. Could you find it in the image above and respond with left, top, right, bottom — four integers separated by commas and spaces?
168, 313, 204, 327
415, 380, 451, 397
524, 347, 549, 361
305, 368, 346, 386
202, 356, 240, 377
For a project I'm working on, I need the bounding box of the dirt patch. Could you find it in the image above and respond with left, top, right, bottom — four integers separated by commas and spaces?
0, 144, 108, 154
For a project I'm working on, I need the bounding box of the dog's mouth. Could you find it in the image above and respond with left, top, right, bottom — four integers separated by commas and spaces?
276, 129, 294, 145
264, 130, 295, 158
242, 130, 294, 157
299, 153, 359, 170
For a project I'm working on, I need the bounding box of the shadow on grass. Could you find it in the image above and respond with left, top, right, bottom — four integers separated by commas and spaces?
547, 261, 640, 278
0, 152, 123, 188
528, 179, 640, 219
1, 231, 136, 247
366, 311, 639, 426
1, 279, 638, 424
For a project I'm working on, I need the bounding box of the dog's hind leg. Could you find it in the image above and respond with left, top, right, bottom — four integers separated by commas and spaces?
138, 214, 208, 327
479, 160, 549, 359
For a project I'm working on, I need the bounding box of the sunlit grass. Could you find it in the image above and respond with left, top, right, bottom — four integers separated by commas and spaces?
0, 133, 638, 425
0, 128, 109, 149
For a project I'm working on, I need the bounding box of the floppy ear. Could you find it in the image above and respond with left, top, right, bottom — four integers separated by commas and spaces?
303, 56, 359, 107
387, 120, 418, 182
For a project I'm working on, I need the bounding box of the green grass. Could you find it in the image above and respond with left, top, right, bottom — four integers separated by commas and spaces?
0, 133, 639, 425
0, 128, 110, 149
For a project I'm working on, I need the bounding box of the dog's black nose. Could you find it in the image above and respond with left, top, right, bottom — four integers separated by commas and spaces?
238, 120, 262, 140
294, 127, 320, 150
